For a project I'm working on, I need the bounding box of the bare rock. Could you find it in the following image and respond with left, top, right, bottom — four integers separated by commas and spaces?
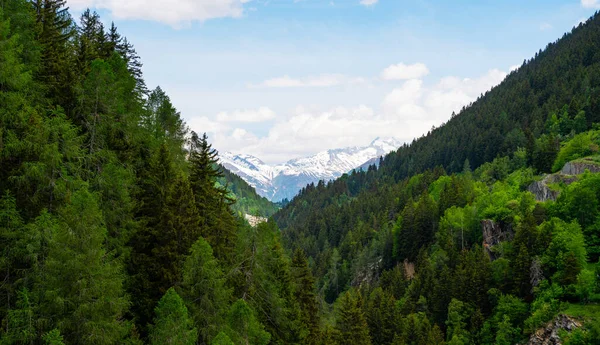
527, 174, 577, 202
527, 314, 582, 345
528, 175, 561, 202
482, 220, 513, 260
561, 161, 600, 175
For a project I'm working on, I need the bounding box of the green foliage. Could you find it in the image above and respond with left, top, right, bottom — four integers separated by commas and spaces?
575, 270, 596, 303
524, 282, 565, 334
180, 237, 232, 343
552, 130, 600, 172
539, 218, 587, 286
225, 299, 271, 345
218, 165, 279, 217
334, 290, 371, 345
189, 132, 237, 264
212, 332, 235, 345
39, 189, 130, 344
149, 288, 198, 345
42, 329, 66, 345
4, 2, 600, 344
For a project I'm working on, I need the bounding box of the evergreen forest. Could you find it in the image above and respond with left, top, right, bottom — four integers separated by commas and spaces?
0, 1, 600, 344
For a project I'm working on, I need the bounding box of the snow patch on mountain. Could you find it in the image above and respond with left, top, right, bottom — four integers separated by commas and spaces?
219, 137, 402, 201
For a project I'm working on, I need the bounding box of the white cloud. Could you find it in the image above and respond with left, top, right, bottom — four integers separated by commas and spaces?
509, 65, 520, 72
581, 0, 600, 8
216, 107, 276, 122
67, 0, 250, 26
192, 68, 508, 164
380, 62, 430, 80
252, 74, 366, 88
539, 23, 552, 31
360, 0, 378, 6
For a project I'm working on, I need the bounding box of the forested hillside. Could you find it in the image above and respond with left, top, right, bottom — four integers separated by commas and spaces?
218, 165, 279, 217
2, 0, 600, 344
273, 11, 600, 345
0, 1, 308, 344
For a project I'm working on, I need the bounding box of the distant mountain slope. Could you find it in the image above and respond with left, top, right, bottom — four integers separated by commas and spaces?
274, 12, 600, 287
217, 164, 279, 217
220, 137, 402, 201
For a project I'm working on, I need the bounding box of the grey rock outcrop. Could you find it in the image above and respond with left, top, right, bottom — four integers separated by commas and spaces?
528, 175, 561, 202
561, 161, 600, 175
526, 314, 581, 345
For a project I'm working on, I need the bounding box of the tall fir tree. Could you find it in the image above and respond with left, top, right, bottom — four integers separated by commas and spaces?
189, 131, 237, 264
149, 288, 197, 345
334, 290, 372, 345
180, 237, 232, 344
291, 249, 322, 345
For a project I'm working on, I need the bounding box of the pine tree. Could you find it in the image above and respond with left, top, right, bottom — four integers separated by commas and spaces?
0, 192, 25, 322
76, 9, 104, 75
211, 332, 235, 345
225, 299, 271, 345
291, 249, 322, 345
2, 288, 36, 344
32, 0, 76, 111
42, 329, 66, 345
334, 290, 372, 345
129, 145, 200, 334
189, 131, 237, 264
365, 287, 396, 345
149, 288, 198, 345
180, 237, 232, 343
38, 189, 130, 344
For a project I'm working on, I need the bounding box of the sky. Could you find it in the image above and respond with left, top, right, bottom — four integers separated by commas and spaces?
66, 0, 600, 164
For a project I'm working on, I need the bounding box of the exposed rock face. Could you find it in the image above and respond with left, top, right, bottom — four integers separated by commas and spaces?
528, 175, 561, 202
561, 161, 600, 175
482, 220, 513, 260
352, 257, 382, 287
527, 172, 577, 202
527, 314, 581, 345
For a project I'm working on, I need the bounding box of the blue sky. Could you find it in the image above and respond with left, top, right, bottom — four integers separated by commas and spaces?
68, 0, 600, 163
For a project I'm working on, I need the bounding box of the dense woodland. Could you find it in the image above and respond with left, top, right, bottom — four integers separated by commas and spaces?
273, 10, 600, 345
1, 0, 600, 344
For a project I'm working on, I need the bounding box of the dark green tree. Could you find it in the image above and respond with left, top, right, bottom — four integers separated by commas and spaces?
334, 290, 371, 345
149, 288, 197, 345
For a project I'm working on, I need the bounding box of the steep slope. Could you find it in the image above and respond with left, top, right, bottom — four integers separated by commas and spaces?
275, 13, 600, 232
217, 164, 279, 217
274, 12, 600, 301
220, 137, 402, 201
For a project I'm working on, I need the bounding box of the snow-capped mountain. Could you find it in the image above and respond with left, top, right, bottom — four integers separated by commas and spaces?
219, 137, 402, 202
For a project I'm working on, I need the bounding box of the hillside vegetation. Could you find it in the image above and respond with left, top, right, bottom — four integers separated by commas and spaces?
273, 11, 600, 345
1, 0, 600, 344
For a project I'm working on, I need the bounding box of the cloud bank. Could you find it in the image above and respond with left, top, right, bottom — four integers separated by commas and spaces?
67, 0, 250, 26
191, 66, 508, 164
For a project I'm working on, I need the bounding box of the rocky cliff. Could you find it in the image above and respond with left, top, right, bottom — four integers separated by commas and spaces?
526, 314, 581, 345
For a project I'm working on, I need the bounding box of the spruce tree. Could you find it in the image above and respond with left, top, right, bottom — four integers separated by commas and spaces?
189, 131, 237, 264
225, 299, 271, 345
180, 237, 232, 343
38, 189, 130, 344
32, 0, 76, 111
334, 290, 372, 345
149, 288, 197, 345
211, 332, 235, 345
291, 249, 322, 345
129, 145, 200, 334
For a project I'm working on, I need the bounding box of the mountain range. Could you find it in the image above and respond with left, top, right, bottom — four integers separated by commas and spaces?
219, 137, 402, 201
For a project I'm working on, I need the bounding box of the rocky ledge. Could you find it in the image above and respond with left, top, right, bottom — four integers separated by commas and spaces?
526, 314, 581, 345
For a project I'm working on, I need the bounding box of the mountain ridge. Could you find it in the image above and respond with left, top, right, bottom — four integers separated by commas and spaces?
219, 137, 402, 201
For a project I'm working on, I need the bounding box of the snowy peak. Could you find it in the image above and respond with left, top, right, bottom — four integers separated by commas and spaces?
219, 137, 402, 201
